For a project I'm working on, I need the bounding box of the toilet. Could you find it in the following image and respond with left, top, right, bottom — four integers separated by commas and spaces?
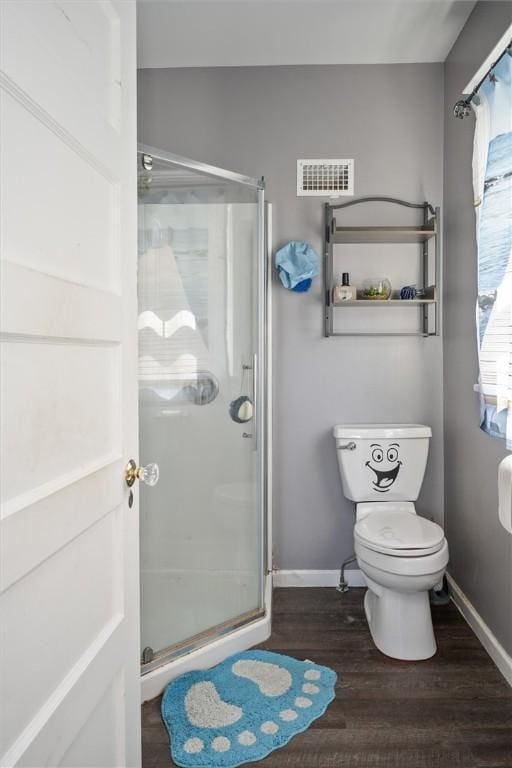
333, 423, 449, 661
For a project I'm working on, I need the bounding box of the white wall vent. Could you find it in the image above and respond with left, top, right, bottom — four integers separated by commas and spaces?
297, 159, 354, 197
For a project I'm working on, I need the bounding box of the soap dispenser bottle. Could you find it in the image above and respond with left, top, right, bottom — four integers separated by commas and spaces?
333, 272, 356, 302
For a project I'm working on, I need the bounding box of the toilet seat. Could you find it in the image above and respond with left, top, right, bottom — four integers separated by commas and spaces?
354, 510, 445, 557
355, 538, 449, 577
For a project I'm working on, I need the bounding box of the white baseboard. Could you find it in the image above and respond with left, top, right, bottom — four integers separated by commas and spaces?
447, 574, 512, 687
272, 569, 366, 588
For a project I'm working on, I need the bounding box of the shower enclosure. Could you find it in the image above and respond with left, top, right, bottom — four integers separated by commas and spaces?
137, 145, 271, 695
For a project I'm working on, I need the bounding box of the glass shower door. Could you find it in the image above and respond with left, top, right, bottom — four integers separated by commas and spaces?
137, 148, 266, 671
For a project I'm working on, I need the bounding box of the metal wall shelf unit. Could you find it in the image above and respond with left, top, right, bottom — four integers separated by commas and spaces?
324, 196, 441, 337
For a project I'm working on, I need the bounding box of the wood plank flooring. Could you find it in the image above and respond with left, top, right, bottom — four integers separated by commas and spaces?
142, 587, 512, 768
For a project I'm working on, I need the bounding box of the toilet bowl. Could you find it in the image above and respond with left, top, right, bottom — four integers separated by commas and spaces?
354, 505, 448, 659
333, 424, 449, 661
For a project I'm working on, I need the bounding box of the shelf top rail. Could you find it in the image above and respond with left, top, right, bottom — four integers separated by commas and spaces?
327, 196, 436, 217
331, 226, 436, 244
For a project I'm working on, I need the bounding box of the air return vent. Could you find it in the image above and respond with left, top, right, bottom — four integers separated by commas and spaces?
297, 159, 354, 197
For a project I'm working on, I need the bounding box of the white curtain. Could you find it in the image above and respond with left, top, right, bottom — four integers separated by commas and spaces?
472, 50, 512, 449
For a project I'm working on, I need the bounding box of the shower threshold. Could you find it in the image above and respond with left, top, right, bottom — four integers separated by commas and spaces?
141, 606, 265, 676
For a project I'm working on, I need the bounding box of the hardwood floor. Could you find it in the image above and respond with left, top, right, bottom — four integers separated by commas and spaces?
142, 587, 512, 768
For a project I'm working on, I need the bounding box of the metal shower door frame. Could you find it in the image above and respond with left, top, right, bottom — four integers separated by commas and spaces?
137, 144, 271, 675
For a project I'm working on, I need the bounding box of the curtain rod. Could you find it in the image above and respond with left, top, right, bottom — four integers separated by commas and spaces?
453, 38, 512, 119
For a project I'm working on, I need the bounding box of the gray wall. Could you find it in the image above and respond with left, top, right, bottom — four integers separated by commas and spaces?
137, 63, 445, 571
443, 1, 512, 655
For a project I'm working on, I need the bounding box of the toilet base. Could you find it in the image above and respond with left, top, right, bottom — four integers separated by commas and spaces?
364, 586, 437, 661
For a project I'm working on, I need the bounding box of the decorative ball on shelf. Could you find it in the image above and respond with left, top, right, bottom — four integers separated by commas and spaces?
400, 285, 417, 300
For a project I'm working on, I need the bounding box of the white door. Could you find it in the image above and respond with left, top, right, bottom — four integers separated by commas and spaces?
0, 2, 140, 767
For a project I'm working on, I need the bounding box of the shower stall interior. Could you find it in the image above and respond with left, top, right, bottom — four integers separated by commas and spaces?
137, 146, 271, 696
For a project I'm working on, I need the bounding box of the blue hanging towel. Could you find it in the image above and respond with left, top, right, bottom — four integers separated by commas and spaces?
275, 241, 319, 292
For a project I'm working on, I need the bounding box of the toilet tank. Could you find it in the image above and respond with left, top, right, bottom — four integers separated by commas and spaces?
333, 424, 431, 502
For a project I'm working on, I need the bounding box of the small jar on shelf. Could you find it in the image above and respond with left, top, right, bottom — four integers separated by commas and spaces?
360, 277, 392, 301
333, 272, 356, 302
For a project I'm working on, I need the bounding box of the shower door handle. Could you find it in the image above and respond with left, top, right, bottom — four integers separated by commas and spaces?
252, 352, 258, 451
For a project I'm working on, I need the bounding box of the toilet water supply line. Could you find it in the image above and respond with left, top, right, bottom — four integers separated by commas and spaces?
337, 502, 357, 593
337, 553, 357, 593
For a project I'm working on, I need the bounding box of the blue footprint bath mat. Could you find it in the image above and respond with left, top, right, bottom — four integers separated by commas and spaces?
161, 650, 337, 768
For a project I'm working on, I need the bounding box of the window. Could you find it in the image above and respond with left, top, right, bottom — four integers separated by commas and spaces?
472, 48, 512, 448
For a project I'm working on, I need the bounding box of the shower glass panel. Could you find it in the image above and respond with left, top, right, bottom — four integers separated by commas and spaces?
137, 149, 266, 670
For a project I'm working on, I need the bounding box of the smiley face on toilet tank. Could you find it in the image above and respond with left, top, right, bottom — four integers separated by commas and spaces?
365, 443, 402, 492
333, 424, 431, 503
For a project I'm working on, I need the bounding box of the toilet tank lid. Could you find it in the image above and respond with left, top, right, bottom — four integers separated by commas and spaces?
333, 424, 432, 439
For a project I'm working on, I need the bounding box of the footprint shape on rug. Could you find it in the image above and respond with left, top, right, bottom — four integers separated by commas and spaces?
185, 682, 243, 728
161, 650, 337, 768
231, 659, 292, 697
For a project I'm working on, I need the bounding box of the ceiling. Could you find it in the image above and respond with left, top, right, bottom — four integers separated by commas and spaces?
137, 0, 476, 69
